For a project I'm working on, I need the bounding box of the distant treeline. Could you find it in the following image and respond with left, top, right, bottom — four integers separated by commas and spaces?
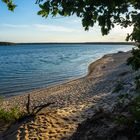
18, 42, 136, 45
0, 42, 16, 46
0, 42, 137, 46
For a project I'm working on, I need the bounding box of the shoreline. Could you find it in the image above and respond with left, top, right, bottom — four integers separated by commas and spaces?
3, 54, 100, 99
3, 51, 123, 99
2, 50, 139, 140
0, 43, 134, 98
4, 69, 89, 100
4, 75, 86, 99
1, 51, 130, 107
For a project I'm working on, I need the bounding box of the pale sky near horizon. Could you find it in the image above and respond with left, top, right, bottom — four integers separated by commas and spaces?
0, 0, 133, 43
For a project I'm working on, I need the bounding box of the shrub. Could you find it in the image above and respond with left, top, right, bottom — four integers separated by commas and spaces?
115, 94, 140, 137
0, 97, 23, 123
0, 106, 23, 123
117, 93, 129, 104
115, 115, 130, 126
135, 75, 140, 92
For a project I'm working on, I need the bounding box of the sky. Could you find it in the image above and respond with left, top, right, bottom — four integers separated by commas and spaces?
0, 0, 133, 43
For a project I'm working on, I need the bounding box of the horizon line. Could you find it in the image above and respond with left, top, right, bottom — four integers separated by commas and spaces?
0, 41, 137, 46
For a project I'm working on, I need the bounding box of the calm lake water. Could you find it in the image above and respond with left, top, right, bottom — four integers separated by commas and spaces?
0, 44, 133, 97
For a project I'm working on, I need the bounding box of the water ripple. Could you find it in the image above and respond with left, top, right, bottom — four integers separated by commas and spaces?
0, 44, 133, 97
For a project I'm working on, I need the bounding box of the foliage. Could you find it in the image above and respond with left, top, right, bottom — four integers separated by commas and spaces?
115, 94, 140, 137
127, 47, 140, 70
0, 97, 24, 123
36, 0, 139, 35
117, 93, 130, 104
0, 107, 22, 123
2, 0, 16, 11
115, 115, 130, 125
135, 75, 140, 92
130, 95, 140, 121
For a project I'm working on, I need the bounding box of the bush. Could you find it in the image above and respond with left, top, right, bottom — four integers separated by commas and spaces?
135, 75, 140, 92
0, 97, 23, 123
0, 106, 23, 123
117, 93, 130, 104
127, 47, 140, 71
115, 93, 140, 137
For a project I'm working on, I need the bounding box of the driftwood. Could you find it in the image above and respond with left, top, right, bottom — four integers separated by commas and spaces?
26, 94, 30, 114
26, 94, 54, 115
32, 103, 54, 114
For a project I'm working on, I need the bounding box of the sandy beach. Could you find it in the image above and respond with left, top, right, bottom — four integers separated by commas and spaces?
0, 51, 139, 140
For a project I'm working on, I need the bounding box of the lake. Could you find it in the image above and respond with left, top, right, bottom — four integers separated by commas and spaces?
0, 44, 133, 97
